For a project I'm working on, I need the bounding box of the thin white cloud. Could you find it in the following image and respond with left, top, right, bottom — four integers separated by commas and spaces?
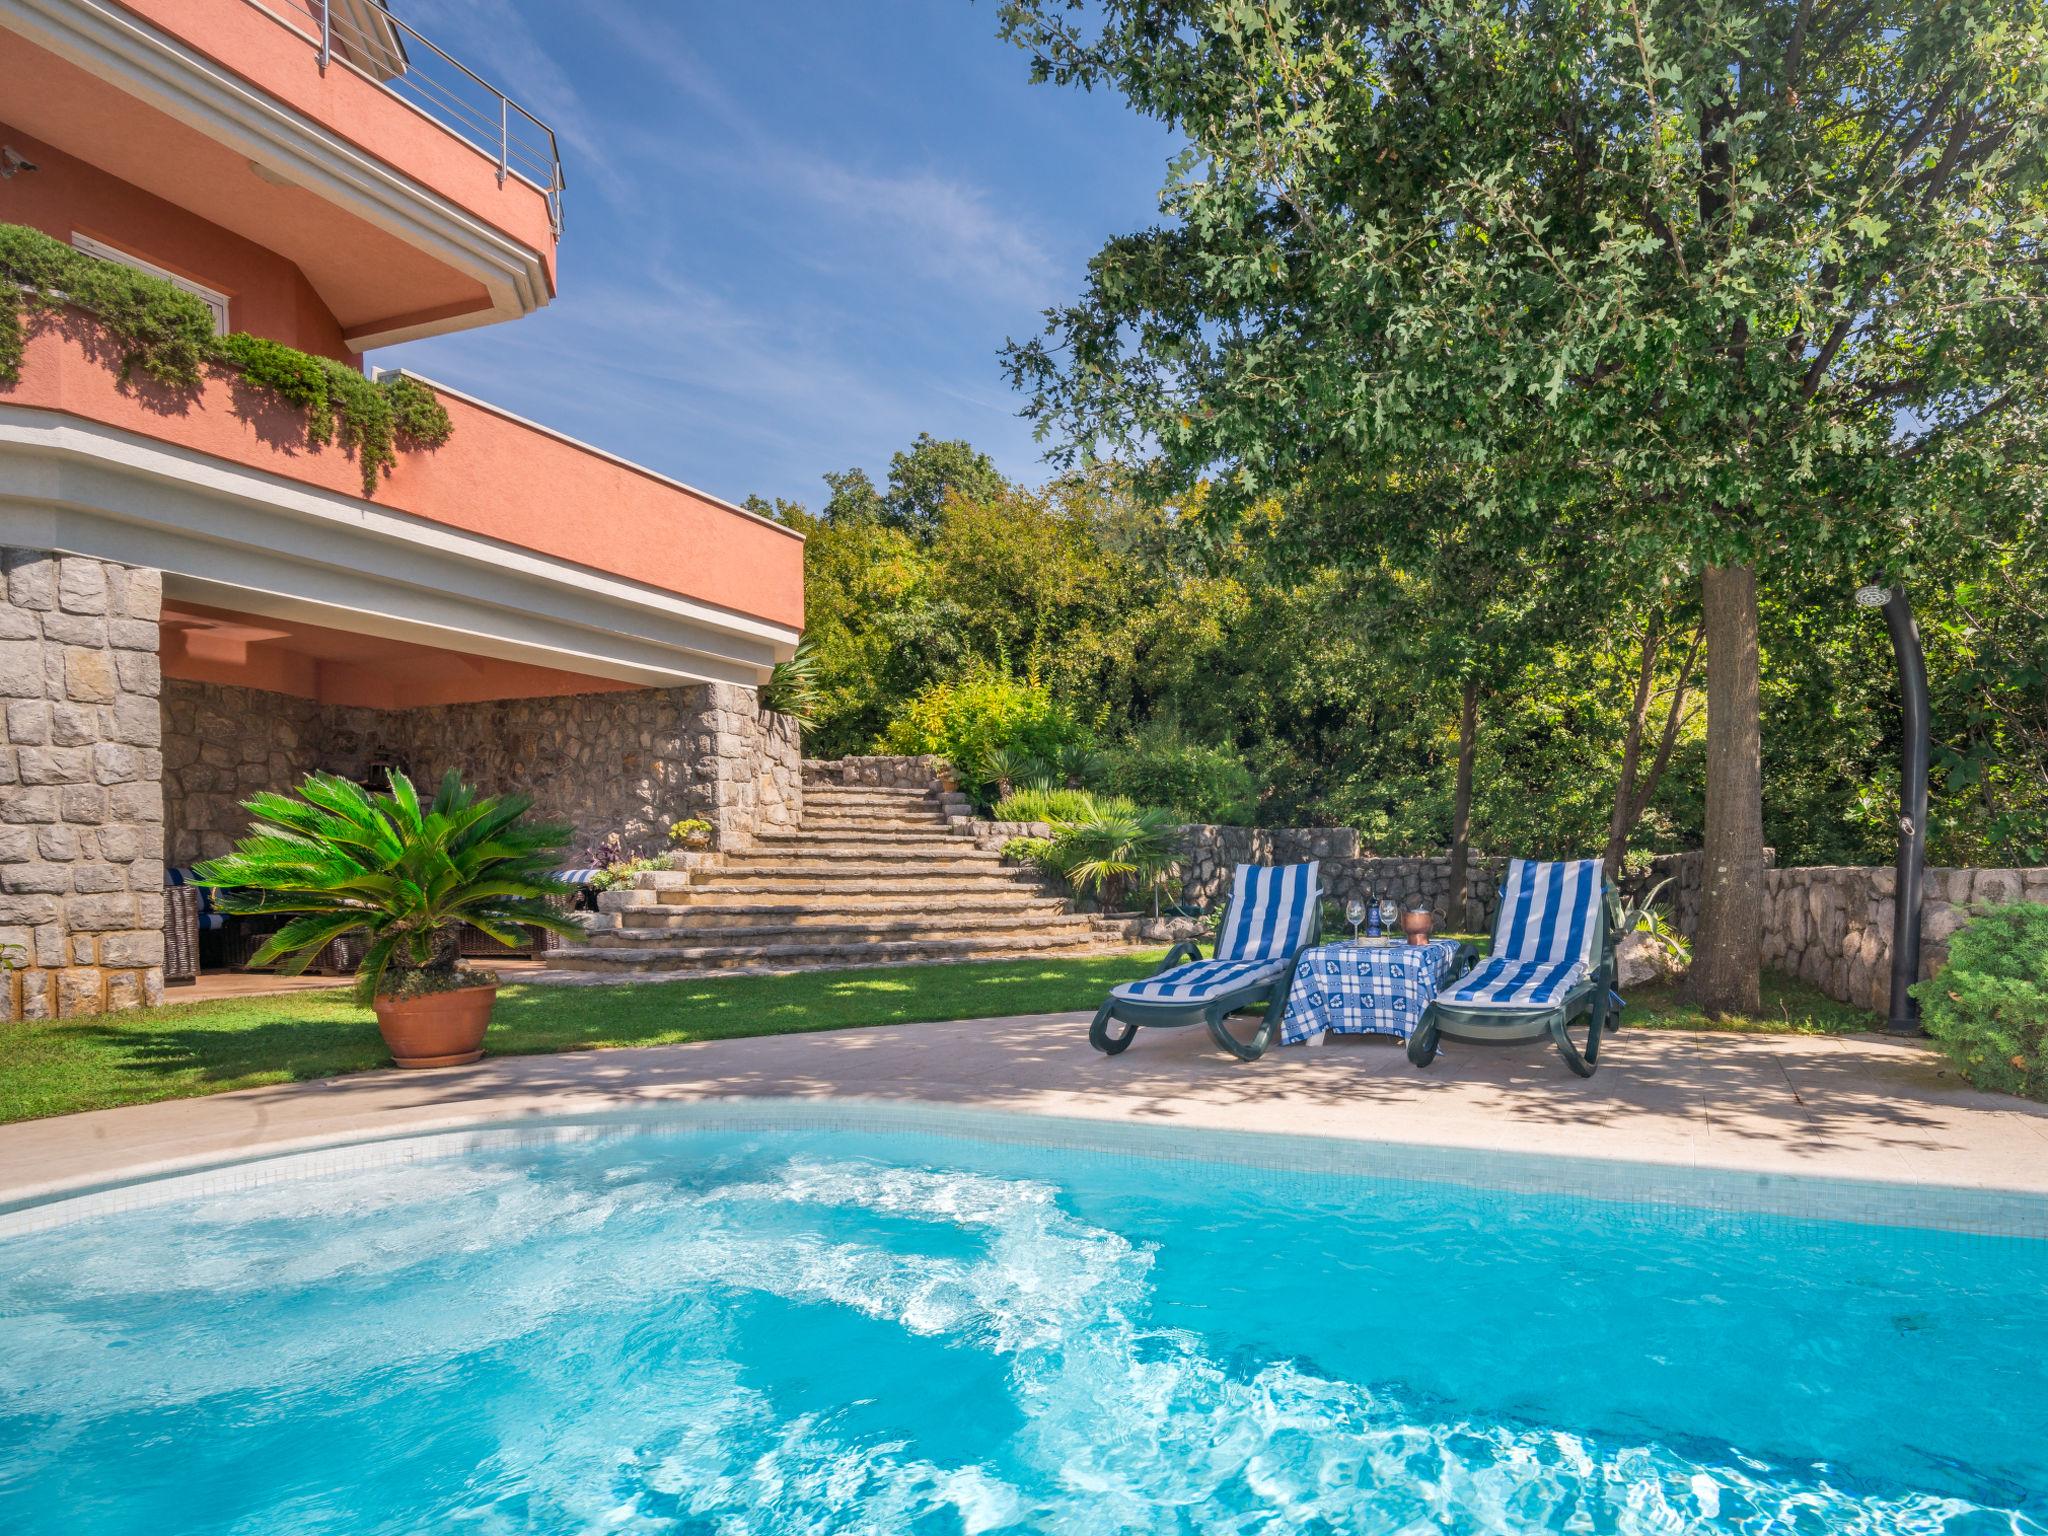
570, 0, 1060, 304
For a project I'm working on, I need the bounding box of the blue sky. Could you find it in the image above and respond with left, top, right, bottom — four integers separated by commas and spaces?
373, 1, 1175, 509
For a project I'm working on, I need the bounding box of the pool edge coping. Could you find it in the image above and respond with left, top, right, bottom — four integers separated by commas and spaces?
4, 1096, 2044, 1242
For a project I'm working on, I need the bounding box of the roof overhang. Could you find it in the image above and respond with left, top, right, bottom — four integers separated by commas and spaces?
0, 407, 795, 689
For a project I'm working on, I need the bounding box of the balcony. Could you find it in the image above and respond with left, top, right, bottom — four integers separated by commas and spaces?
251, 0, 564, 239
0, 326, 805, 690
0, 0, 561, 348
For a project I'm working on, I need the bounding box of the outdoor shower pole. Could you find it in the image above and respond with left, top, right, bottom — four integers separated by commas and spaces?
1856, 582, 1929, 1035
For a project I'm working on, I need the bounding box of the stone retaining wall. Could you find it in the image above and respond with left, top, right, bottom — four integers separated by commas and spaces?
802, 754, 955, 791
1755, 864, 2048, 1014
2, 549, 166, 1020
1178, 826, 1508, 930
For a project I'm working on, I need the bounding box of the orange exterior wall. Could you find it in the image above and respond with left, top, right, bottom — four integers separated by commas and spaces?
117, 0, 558, 294
6, 329, 807, 631
0, 122, 354, 361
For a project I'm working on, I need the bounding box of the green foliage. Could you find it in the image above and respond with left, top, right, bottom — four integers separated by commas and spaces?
1913, 904, 2048, 1101
0, 222, 450, 495
995, 0, 2048, 984
587, 856, 670, 893
760, 635, 822, 725
192, 770, 579, 1004
666, 818, 713, 847
1618, 879, 1692, 967
1104, 720, 1256, 824
877, 666, 1089, 792
213, 334, 450, 492
778, 414, 2041, 865
1035, 806, 1183, 913
0, 220, 215, 388
992, 786, 1137, 825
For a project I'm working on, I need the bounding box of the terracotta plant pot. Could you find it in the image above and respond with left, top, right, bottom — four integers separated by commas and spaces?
1401, 908, 1436, 945
371, 984, 498, 1069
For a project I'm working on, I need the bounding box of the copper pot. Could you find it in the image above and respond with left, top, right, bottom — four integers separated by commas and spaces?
1401, 907, 1436, 945
371, 984, 497, 1068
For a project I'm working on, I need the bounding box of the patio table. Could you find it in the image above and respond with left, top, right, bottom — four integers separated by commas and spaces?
1279, 938, 1468, 1046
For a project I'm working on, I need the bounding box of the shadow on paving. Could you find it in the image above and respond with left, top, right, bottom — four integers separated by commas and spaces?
205, 1002, 2046, 1171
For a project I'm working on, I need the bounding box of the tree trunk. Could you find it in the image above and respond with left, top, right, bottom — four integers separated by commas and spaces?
1688, 563, 1764, 1016
1447, 680, 1479, 930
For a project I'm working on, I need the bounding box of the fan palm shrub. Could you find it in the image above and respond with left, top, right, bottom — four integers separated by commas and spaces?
980, 744, 1052, 803
193, 770, 581, 1005
1043, 806, 1182, 914
761, 635, 822, 725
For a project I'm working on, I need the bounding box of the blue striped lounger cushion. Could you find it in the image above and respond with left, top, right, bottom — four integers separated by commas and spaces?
1111, 955, 1297, 1005
1212, 860, 1320, 963
1443, 857, 1603, 1010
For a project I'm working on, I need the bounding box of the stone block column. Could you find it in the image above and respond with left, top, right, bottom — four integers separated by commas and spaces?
1, 548, 165, 1021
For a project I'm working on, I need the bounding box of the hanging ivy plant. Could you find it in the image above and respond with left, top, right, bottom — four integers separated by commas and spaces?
0, 221, 450, 495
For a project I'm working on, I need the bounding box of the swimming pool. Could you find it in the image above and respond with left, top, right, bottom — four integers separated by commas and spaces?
1, 1105, 2042, 1534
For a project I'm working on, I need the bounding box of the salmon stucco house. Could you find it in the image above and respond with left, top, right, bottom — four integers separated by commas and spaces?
0, 0, 806, 1018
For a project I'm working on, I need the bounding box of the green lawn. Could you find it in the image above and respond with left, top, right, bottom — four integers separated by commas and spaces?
0, 955, 1878, 1127
0, 953, 1174, 1125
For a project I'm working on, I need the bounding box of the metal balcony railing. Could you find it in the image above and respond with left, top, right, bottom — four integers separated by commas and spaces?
254, 0, 565, 237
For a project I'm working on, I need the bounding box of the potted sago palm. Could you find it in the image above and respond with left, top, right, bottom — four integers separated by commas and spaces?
194, 770, 580, 1068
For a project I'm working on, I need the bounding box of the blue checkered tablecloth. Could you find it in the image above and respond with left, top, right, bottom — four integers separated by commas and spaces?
1279, 939, 1464, 1046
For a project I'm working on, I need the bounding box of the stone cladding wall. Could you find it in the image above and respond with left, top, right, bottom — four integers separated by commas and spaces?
802, 754, 955, 790
1, 550, 166, 1020
166, 681, 802, 869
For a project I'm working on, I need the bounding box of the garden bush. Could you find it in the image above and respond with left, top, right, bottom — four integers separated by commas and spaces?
1105, 722, 1258, 824
876, 667, 1089, 792
992, 786, 1137, 825
1033, 806, 1182, 914
1912, 902, 2048, 1101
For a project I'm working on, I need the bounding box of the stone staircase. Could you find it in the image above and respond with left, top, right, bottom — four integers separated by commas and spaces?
546, 781, 1116, 977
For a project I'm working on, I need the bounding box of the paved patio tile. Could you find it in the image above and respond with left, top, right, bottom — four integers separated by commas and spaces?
1, 1013, 2041, 1213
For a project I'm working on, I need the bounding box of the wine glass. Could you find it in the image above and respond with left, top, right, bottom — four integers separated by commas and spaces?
1377, 897, 1399, 936
1344, 898, 1366, 943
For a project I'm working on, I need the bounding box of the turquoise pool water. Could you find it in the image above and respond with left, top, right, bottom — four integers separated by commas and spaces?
1, 1111, 2043, 1534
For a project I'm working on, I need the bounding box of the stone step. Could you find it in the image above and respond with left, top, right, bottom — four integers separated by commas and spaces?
629, 895, 1074, 926
795, 807, 946, 825
603, 910, 1097, 944
649, 885, 1062, 913
791, 816, 953, 832
801, 785, 939, 801
668, 873, 1052, 900
714, 855, 1006, 878
726, 844, 999, 865
550, 928, 1107, 973
762, 828, 974, 845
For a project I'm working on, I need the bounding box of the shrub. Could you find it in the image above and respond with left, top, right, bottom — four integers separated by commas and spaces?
192, 770, 579, 1003
1033, 806, 1183, 913
1105, 722, 1258, 824
1913, 902, 2048, 1101
876, 668, 1088, 793
761, 635, 821, 724
667, 817, 713, 847
992, 786, 1137, 825
1001, 834, 1056, 866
